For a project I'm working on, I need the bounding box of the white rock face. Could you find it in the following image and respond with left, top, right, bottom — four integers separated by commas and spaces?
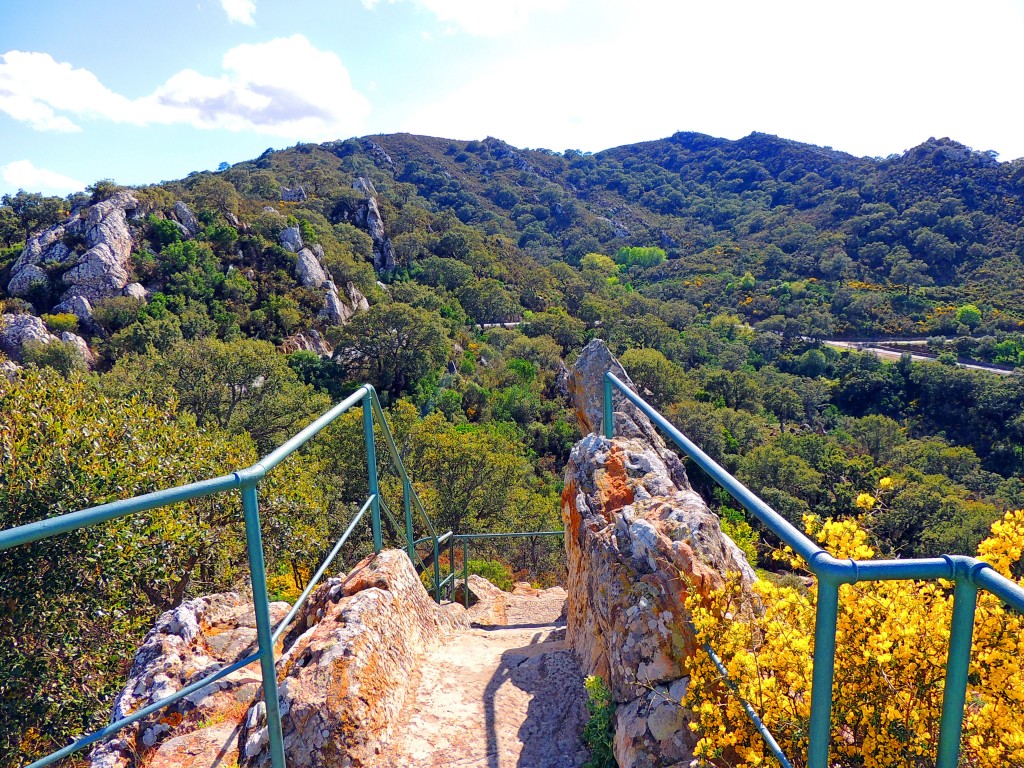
52, 295, 94, 323
320, 289, 353, 325
0, 313, 58, 360
347, 282, 370, 312
294, 248, 328, 288
122, 283, 148, 301
279, 227, 303, 253
172, 201, 201, 238
1, 360, 22, 380
7, 264, 49, 296
61, 331, 94, 365
7, 191, 139, 303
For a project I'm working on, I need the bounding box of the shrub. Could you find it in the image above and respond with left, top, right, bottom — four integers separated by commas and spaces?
582, 675, 617, 768
21, 339, 87, 376
40, 312, 78, 334
685, 511, 1024, 767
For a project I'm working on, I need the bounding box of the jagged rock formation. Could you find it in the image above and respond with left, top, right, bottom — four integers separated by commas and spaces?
7, 191, 139, 304
280, 330, 333, 357
241, 551, 468, 767
172, 201, 201, 239
562, 339, 755, 768
276, 228, 369, 326
89, 593, 291, 768
350, 178, 396, 272
91, 551, 468, 768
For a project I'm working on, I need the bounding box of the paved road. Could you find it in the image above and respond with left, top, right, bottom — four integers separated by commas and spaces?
821, 339, 1017, 376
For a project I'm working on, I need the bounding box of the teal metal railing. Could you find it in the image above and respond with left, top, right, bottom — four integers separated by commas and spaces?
0, 383, 447, 768
604, 372, 1024, 768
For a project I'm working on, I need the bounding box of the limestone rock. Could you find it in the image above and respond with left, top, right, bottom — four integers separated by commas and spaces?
172, 201, 201, 238
320, 288, 353, 326
453, 575, 509, 626
294, 248, 328, 288
280, 330, 333, 357
561, 341, 756, 768
61, 331, 94, 365
281, 186, 307, 202
7, 263, 49, 296
122, 282, 148, 301
0, 313, 58, 360
240, 550, 469, 767
88, 592, 290, 768
1, 359, 22, 380
62, 243, 130, 300
9, 191, 139, 303
352, 176, 376, 197
52, 294, 94, 323
347, 281, 370, 312
145, 722, 242, 768
279, 226, 303, 253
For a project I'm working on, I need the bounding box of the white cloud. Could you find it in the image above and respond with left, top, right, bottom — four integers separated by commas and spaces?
221, 0, 256, 25
0, 36, 371, 142
1, 160, 85, 194
404, 0, 1024, 160
362, 0, 566, 36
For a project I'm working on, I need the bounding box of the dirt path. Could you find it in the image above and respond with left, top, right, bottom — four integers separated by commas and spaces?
375, 589, 590, 768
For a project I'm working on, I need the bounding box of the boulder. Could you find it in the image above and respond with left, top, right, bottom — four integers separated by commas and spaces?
52, 294, 94, 323
346, 282, 370, 312
61, 332, 94, 365
281, 186, 307, 202
1, 360, 22, 380
88, 593, 291, 768
561, 339, 756, 768
453, 575, 509, 625
294, 248, 328, 288
122, 282, 148, 301
7, 263, 49, 296
279, 227, 303, 253
320, 287, 353, 326
0, 313, 58, 360
172, 201, 201, 238
61, 243, 130, 301
240, 550, 469, 767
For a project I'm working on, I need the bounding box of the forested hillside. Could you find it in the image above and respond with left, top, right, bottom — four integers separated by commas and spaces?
2, 130, 1024, 761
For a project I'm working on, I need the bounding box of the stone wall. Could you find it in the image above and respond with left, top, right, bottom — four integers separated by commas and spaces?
561, 340, 755, 768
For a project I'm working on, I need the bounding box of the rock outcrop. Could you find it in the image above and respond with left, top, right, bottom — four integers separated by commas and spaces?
0, 313, 58, 360
277, 229, 369, 326
240, 550, 468, 767
280, 330, 333, 357
172, 201, 201, 239
91, 551, 468, 768
561, 339, 755, 768
351, 178, 396, 272
89, 592, 291, 768
8, 191, 139, 303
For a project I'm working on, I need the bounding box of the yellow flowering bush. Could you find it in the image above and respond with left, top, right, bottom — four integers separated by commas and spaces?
684, 510, 1024, 767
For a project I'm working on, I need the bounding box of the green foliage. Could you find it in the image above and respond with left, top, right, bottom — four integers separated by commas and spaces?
613, 245, 666, 270
582, 675, 617, 768
21, 339, 87, 376
40, 312, 78, 334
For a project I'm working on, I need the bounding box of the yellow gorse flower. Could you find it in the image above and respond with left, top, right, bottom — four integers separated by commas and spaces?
684, 509, 1024, 767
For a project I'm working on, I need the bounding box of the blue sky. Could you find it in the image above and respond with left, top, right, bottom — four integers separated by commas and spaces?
2, 0, 1023, 196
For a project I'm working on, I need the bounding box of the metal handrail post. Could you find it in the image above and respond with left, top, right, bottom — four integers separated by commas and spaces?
363, 392, 382, 553
403, 476, 415, 560
806, 580, 840, 768
463, 538, 470, 609
240, 481, 287, 768
433, 536, 441, 602
936, 577, 979, 768
603, 374, 614, 438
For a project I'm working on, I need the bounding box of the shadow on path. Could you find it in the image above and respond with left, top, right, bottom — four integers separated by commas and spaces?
482, 628, 589, 768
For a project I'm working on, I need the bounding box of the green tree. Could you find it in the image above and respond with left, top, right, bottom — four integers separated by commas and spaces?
104, 338, 329, 451
956, 303, 982, 328
332, 303, 450, 400
1, 190, 66, 241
